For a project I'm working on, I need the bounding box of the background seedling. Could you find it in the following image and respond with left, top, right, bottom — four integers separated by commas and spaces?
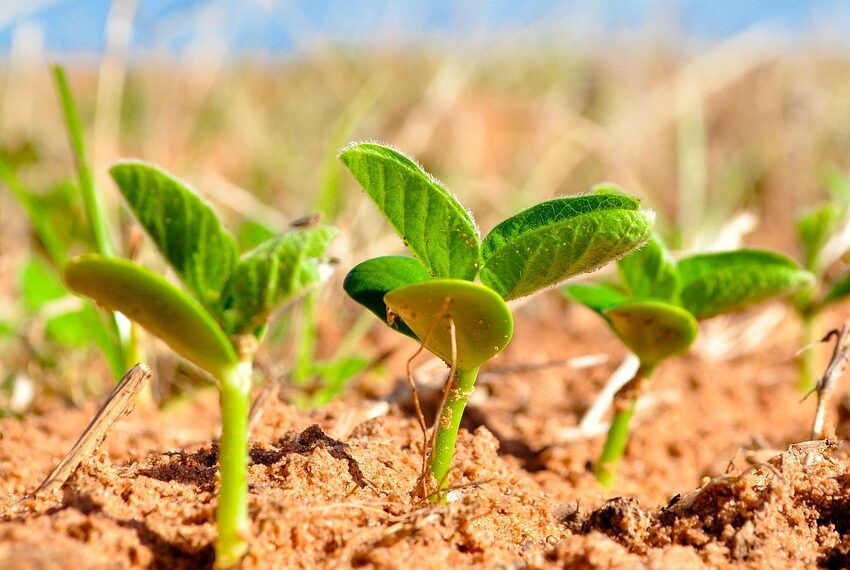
63, 161, 336, 568
564, 234, 814, 487
340, 142, 654, 501
791, 173, 850, 392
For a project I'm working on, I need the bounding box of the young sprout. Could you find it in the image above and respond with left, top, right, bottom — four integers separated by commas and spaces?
792, 191, 850, 391
339, 142, 655, 501
564, 234, 814, 487
63, 161, 336, 568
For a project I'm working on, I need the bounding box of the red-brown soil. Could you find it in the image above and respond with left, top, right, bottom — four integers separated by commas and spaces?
1, 295, 849, 569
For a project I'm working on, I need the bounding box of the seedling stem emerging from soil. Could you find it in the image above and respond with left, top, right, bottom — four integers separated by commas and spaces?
63, 162, 336, 567
340, 142, 654, 501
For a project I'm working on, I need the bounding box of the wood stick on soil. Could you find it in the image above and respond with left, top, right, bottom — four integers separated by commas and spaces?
36, 363, 152, 494
811, 319, 850, 440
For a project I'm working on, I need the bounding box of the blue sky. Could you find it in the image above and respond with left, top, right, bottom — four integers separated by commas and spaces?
1, 1, 849, 55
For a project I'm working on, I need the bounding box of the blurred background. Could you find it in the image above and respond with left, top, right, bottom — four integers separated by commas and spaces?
2, 1, 850, 406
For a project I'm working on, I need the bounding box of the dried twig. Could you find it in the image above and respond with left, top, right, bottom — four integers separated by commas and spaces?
810, 319, 850, 440
36, 363, 152, 494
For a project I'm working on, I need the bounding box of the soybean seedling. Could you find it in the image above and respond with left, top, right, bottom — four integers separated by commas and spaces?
63, 161, 336, 568
792, 190, 850, 392
564, 234, 814, 487
339, 142, 655, 501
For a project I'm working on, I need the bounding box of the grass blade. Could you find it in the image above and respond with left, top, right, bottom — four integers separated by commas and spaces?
52, 64, 115, 257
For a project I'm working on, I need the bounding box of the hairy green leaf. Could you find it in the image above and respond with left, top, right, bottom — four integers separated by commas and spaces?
384, 279, 514, 369
219, 226, 337, 335
64, 255, 238, 376
604, 300, 697, 366
562, 282, 626, 313
824, 270, 850, 304
480, 190, 653, 300
617, 234, 678, 301
384, 279, 513, 369
797, 203, 844, 273
339, 143, 480, 280
677, 249, 814, 319
342, 256, 432, 339
110, 160, 239, 310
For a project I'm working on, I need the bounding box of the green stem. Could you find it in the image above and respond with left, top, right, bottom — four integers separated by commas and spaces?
52, 64, 115, 258
215, 362, 252, 568
430, 366, 479, 503
291, 291, 318, 386
797, 312, 820, 393
594, 363, 655, 489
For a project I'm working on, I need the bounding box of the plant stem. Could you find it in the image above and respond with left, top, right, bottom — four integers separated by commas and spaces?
215, 361, 252, 568
594, 362, 655, 488
52, 64, 115, 258
797, 311, 820, 393
430, 366, 479, 502
291, 291, 318, 386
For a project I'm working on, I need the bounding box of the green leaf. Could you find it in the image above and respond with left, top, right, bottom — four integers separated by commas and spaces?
677, 249, 814, 319
343, 256, 433, 339
237, 220, 276, 251
309, 355, 370, 407
617, 234, 678, 302
825, 166, 850, 207
45, 311, 89, 346
109, 160, 239, 310
219, 226, 337, 335
384, 279, 513, 369
339, 143, 480, 280
603, 300, 697, 366
64, 255, 238, 377
480, 188, 654, 300
562, 282, 626, 313
797, 203, 844, 272
824, 269, 850, 304
20, 257, 66, 313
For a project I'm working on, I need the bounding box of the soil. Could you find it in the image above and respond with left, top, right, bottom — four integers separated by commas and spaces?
2, 295, 850, 569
